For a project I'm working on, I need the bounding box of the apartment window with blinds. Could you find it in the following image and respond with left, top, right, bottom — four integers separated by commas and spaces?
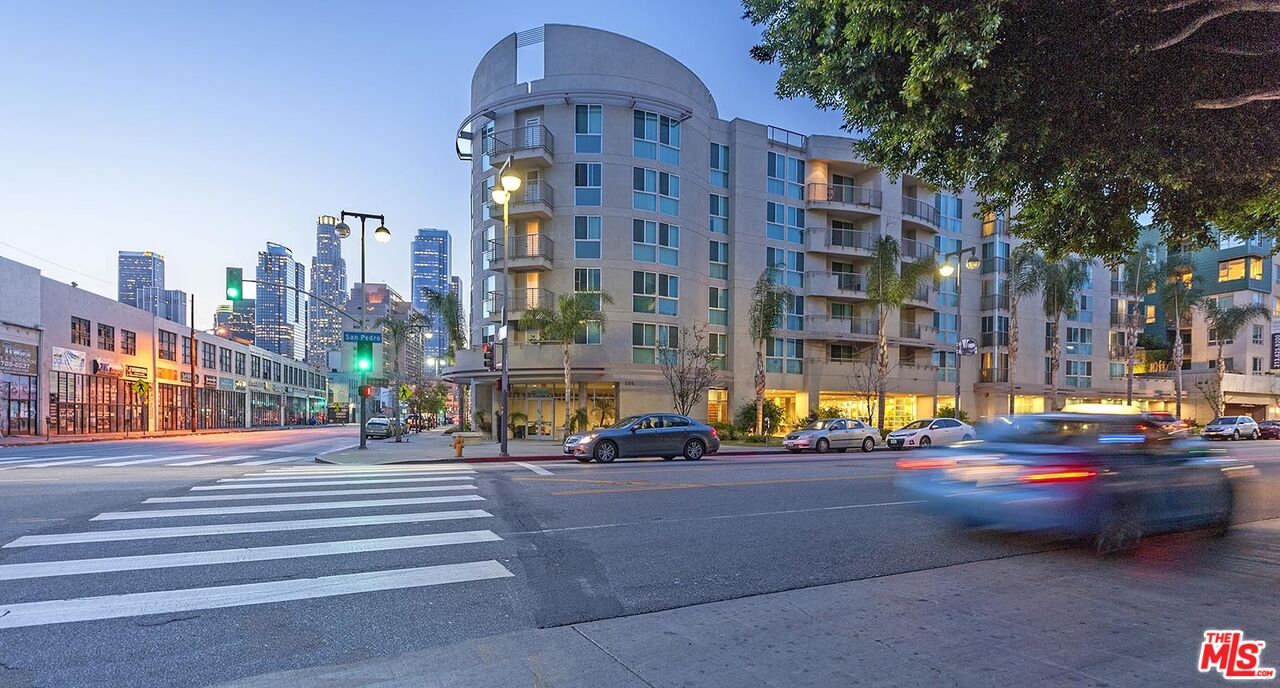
632, 323, 678, 364
574, 163, 602, 206
121, 329, 137, 355
709, 241, 729, 280
935, 193, 963, 233
766, 248, 803, 288
766, 152, 804, 199
785, 295, 805, 331
575, 104, 603, 153
1066, 327, 1093, 355
709, 286, 728, 326
574, 268, 602, 309
709, 194, 728, 234
633, 110, 680, 164
97, 323, 115, 351
766, 338, 803, 374
709, 333, 727, 370
632, 220, 679, 266
1066, 360, 1093, 388
71, 317, 90, 346
710, 143, 729, 187
766, 202, 804, 244
632, 271, 679, 316
574, 216, 602, 259
633, 167, 680, 215
1254, 324, 1265, 345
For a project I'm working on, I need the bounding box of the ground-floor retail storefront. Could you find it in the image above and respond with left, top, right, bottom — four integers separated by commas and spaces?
489, 382, 618, 440
51, 370, 149, 435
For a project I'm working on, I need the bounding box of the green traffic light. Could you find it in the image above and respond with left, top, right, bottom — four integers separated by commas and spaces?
226, 287, 239, 299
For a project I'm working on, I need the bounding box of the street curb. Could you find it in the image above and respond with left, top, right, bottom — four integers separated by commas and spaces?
313, 448, 804, 465
0, 424, 349, 448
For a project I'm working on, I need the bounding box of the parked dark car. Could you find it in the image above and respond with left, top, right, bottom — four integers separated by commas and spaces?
364, 416, 392, 439
1259, 420, 1280, 439
563, 413, 720, 463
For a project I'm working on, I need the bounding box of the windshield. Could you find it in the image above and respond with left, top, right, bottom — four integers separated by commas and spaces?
609, 415, 644, 429
803, 420, 833, 430
900, 420, 932, 430
1209, 417, 1235, 425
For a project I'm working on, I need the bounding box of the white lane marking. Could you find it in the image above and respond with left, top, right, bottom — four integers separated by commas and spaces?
223, 470, 475, 481
260, 465, 469, 474
6, 455, 94, 468
512, 462, 553, 476
0, 455, 37, 464
92, 494, 486, 520
0, 531, 503, 580
97, 454, 207, 467
0, 560, 514, 629
166, 455, 255, 466
5, 510, 493, 547
236, 456, 308, 466
146, 485, 478, 503
192, 477, 475, 490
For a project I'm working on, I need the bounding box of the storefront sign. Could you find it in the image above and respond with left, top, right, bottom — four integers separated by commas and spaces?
156, 368, 180, 381
234, 380, 247, 390
0, 340, 37, 376
180, 371, 194, 383
51, 347, 87, 374
203, 375, 218, 388
1272, 319, 1280, 370
92, 359, 123, 377
125, 365, 149, 380
218, 377, 236, 391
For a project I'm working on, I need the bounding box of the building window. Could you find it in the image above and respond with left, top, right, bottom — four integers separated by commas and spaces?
1208, 328, 1234, 346
574, 163, 602, 206
158, 330, 177, 361
633, 110, 680, 164
251, 355, 261, 378
830, 344, 855, 362
633, 271, 678, 316
574, 268, 602, 309
97, 323, 115, 351
766, 152, 804, 199
479, 121, 494, 169
121, 329, 137, 356
934, 312, 959, 344
1251, 257, 1264, 281
575, 104, 603, 153
632, 219, 679, 266
273, 361, 282, 382
766, 337, 803, 374
1066, 360, 1093, 388
632, 167, 680, 215
1066, 327, 1093, 355
766, 202, 805, 244
71, 317, 90, 346
632, 323, 678, 364
1253, 356, 1264, 374
235, 351, 246, 375
766, 247, 804, 288
1253, 324, 1265, 345
219, 347, 232, 373
981, 210, 1006, 237
1145, 304, 1156, 324
1219, 258, 1246, 282
935, 193, 963, 233
981, 315, 1009, 347
710, 240, 729, 280
202, 342, 217, 369
1068, 294, 1093, 322
710, 143, 729, 187
709, 286, 728, 325
785, 295, 805, 331
574, 216, 602, 259
933, 351, 957, 382
182, 336, 193, 364
709, 333, 727, 369
709, 194, 729, 234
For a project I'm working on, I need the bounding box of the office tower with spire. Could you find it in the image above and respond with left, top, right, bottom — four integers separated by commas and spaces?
307, 215, 348, 368
410, 229, 452, 360
255, 242, 307, 360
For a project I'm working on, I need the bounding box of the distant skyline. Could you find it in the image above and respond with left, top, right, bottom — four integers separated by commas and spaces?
0, 1, 845, 329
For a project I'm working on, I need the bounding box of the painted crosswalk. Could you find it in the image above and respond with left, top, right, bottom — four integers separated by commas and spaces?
0, 453, 317, 469
0, 464, 513, 629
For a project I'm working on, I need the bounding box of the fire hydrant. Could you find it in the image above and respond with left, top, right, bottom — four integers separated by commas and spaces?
452, 434, 466, 458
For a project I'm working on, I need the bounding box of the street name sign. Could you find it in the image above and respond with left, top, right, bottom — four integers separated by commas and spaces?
343, 331, 383, 343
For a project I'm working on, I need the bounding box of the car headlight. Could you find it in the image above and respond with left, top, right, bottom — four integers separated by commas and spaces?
578, 434, 597, 444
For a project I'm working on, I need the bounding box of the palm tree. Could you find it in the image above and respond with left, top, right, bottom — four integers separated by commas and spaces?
1199, 299, 1270, 416
748, 267, 792, 435
422, 290, 467, 426
1006, 244, 1045, 413
376, 311, 426, 442
520, 291, 613, 439
1040, 257, 1090, 411
1116, 243, 1158, 405
866, 236, 935, 431
1154, 254, 1202, 419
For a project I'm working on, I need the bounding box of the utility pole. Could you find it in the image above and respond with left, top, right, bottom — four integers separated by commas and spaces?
189, 293, 197, 433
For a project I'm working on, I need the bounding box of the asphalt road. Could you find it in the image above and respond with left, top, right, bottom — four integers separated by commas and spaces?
0, 434, 1277, 687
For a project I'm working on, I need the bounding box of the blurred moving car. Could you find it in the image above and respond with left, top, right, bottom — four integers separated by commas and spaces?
783, 418, 880, 453
1143, 411, 1190, 439
895, 412, 1252, 553
886, 418, 976, 450
563, 413, 720, 463
1259, 420, 1280, 439
364, 416, 392, 439
1201, 416, 1261, 441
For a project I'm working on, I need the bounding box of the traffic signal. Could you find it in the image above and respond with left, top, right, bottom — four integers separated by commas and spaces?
482, 343, 495, 371
225, 267, 243, 301
358, 385, 373, 398
354, 341, 374, 373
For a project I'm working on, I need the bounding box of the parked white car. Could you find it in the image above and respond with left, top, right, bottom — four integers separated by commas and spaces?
783, 418, 880, 453
886, 418, 976, 450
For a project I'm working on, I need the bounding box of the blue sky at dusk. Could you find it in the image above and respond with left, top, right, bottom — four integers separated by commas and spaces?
0, 0, 844, 328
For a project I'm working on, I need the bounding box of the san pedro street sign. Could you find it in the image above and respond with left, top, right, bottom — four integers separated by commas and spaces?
365, 377, 390, 387
343, 331, 383, 343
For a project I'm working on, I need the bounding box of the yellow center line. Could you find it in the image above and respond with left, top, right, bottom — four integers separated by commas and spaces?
551, 473, 897, 496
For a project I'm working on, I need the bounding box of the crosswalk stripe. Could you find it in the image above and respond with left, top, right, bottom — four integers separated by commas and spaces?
92, 494, 485, 520
0, 530, 503, 581
266, 465, 466, 473
97, 454, 207, 467
191, 477, 475, 490
236, 456, 307, 466
4, 455, 93, 467
0, 455, 34, 463
0, 560, 514, 629
145, 485, 478, 503
4, 509, 494, 547
224, 470, 475, 482
512, 461, 554, 476
166, 455, 255, 466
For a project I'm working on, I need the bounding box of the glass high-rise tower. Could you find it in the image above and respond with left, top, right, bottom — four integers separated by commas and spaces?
411, 228, 452, 360
308, 215, 348, 368
255, 242, 307, 360
117, 250, 187, 325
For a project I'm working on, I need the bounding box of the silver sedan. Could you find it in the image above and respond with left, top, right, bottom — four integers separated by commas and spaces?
563, 414, 720, 463
783, 418, 880, 453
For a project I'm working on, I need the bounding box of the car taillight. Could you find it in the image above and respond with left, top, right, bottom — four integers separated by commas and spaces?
710, 426, 719, 438
1019, 466, 1098, 483
896, 458, 954, 471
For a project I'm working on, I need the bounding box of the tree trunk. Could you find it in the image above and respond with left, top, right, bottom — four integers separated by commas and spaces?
1172, 332, 1184, 419
876, 311, 889, 433
1217, 340, 1226, 417
563, 342, 572, 439
754, 349, 765, 436
1008, 293, 1019, 414
1125, 313, 1138, 405
1050, 316, 1062, 411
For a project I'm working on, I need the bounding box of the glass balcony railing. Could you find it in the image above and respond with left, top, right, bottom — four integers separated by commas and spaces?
808, 183, 883, 208
902, 197, 941, 227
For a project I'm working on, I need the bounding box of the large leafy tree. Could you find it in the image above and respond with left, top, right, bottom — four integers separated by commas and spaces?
521, 292, 613, 438
866, 236, 935, 431
422, 290, 467, 426
1154, 254, 1203, 418
748, 267, 793, 435
744, 0, 1280, 260
1040, 257, 1090, 410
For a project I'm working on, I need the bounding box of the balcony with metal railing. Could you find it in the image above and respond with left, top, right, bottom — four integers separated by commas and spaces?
807, 227, 879, 256
484, 180, 554, 221
807, 183, 883, 218
980, 368, 1010, 383
899, 321, 935, 342
1110, 278, 1126, 294
1109, 312, 1128, 327
981, 256, 1009, 274
901, 237, 937, 261
981, 331, 1010, 347
905, 284, 933, 307
483, 124, 554, 167
482, 287, 554, 320
804, 271, 867, 297
486, 233, 554, 272
980, 293, 1010, 311
901, 196, 941, 230
804, 315, 878, 340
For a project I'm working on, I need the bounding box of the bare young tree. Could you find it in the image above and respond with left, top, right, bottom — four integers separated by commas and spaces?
842, 347, 897, 427
1195, 375, 1224, 420
657, 324, 720, 417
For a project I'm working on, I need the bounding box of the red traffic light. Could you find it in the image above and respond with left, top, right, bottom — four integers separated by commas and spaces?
482, 342, 496, 371
358, 385, 373, 398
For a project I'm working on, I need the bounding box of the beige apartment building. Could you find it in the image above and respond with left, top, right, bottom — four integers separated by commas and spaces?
448, 24, 1180, 439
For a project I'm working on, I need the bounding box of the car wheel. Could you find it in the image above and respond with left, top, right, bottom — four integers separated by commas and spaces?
919, 436, 932, 449
961, 434, 974, 441
861, 437, 875, 453
574, 455, 593, 463
1093, 497, 1144, 555
816, 438, 830, 453
682, 438, 705, 460
1252, 429, 1260, 440
594, 440, 618, 463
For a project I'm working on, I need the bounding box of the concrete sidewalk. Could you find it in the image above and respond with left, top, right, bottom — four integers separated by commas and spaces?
315, 432, 786, 464
217, 519, 1280, 687
0, 424, 346, 447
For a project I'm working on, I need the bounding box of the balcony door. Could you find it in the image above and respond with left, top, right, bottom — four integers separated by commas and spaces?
524, 116, 541, 148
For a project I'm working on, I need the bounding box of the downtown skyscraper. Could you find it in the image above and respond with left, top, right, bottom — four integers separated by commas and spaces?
254, 242, 306, 361
307, 215, 348, 369
117, 251, 187, 326
410, 228, 451, 360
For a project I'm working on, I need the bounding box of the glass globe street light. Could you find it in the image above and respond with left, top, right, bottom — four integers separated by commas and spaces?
335, 221, 351, 239
938, 262, 956, 278
373, 225, 391, 243
939, 245, 981, 419
964, 255, 981, 271
500, 173, 522, 193
490, 187, 510, 205
337, 210, 389, 450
